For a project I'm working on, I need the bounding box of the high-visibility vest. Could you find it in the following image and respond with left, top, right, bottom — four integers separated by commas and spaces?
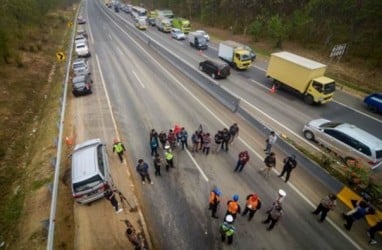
114, 142, 124, 153
165, 151, 174, 160
209, 192, 220, 204
246, 197, 259, 209
221, 222, 235, 236
227, 201, 239, 214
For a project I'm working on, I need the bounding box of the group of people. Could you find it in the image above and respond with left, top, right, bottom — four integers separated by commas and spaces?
210, 189, 286, 244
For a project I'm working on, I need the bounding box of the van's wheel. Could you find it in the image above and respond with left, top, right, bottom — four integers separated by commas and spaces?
303, 131, 315, 141
344, 157, 358, 167
211, 73, 216, 79
304, 95, 314, 105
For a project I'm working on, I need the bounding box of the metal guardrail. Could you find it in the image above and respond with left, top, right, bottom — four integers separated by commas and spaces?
46, 6, 79, 250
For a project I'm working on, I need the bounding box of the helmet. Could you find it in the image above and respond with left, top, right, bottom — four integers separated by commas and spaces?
213, 188, 221, 196
164, 145, 170, 150
225, 214, 234, 223
233, 194, 239, 201
278, 189, 286, 197
329, 193, 337, 200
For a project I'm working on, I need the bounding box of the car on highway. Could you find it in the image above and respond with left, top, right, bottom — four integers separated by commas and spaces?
303, 118, 382, 169
72, 74, 92, 97
72, 58, 90, 76
76, 26, 88, 38
75, 42, 90, 57
71, 139, 112, 204
171, 28, 186, 40
364, 93, 382, 113
74, 35, 87, 45
135, 19, 147, 30
77, 16, 86, 24
199, 60, 230, 79
195, 30, 210, 41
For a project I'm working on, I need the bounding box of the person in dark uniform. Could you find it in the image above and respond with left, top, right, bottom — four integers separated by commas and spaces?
278, 154, 297, 182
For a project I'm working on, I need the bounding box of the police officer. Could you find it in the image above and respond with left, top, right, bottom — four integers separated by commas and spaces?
164, 145, 174, 171
262, 204, 283, 231
113, 139, 126, 163
278, 154, 297, 183
312, 193, 337, 222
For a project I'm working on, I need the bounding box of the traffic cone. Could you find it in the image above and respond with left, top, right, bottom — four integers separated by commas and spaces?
65, 136, 73, 145
270, 85, 276, 93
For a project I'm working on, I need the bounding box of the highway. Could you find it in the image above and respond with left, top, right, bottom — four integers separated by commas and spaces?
69, 0, 381, 249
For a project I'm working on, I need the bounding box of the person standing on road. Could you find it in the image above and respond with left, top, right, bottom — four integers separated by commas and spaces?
150, 132, 159, 157
229, 123, 239, 144
104, 188, 123, 213
343, 202, 369, 231
209, 187, 221, 219
367, 220, 382, 245
312, 193, 337, 222
260, 152, 276, 178
220, 215, 236, 245
153, 153, 162, 176
226, 194, 241, 221
221, 128, 231, 152
179, 127, 189, 150
262, 204, 283, 231
164, 145, 174, 171
278, 154, 297, 183
167, 129, 176, 150
264, 131, 277, 155
202, 133, 211, 155
158, 131, 167, 149
191, 131, 200, 153
213, 130, 223, 153
113, 138, 126, 163
136, 159, 153, 185
234, 150, 250, 172
241, 193, 262, 221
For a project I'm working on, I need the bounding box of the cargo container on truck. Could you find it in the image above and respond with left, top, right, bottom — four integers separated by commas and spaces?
266, 51, 336, 105
218, 40, 252, 70
172, 17, 191, 34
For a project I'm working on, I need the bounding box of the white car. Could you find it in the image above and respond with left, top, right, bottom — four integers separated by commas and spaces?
72, 58, 90, 76
74, 35, 87, 45
195, 30, 210, 41
75, 42, 90, 57
171, 28, 186, 40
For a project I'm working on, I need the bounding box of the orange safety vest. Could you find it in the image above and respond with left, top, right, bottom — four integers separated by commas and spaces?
246, 196, 259, 209
227, 201, 239, 214
209, 192, 220, 204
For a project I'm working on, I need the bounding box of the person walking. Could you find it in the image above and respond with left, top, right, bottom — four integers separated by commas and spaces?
220, 215, 236, 245
260, 152, 276, 177
343, 202, 370, 231
262, 204, 283, 231
264, 131, 277, 155
136, 159, 153, 185
213, 130, 223, 153
209, 187, 221, 219
226, 194, 241, 221
234, 150, 250, 172
150, 132, 159, 157
113, 139, 126, 163
202, 133, 211, 155
164, 145, 174, 171
241, 193, 262, 221
153, 153, 162, 176
229, 123, 239, 144
278, 154, 297, 183
367, 220, 382, 245
191, 131, 200, 153
312, 193, 337, 222
179, 127, 189, 150
167, 129, 176, 150
158, 131, 167, 149
149, 129, 157, 142
104, 188, 123, 213
221, 128, 231, 152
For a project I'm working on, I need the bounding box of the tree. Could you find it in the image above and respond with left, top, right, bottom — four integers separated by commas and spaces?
267, 14, 288, 48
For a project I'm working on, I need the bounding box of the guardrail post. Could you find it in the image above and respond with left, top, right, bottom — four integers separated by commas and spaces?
51, 157, 56, 168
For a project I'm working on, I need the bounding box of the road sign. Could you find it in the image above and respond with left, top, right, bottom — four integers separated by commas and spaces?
330, 43, 347, 58
56, 52, 65, 61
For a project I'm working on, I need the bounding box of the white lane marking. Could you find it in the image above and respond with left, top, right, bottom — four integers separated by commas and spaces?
95, 55, 120, 140
107, 15, 362, 249
132, 70, 145, 88
116, 47, 124, 55
253, 64, 266, 71
186, 150, 209, 182
108, 33, 112, 40
334, 100, 382, 123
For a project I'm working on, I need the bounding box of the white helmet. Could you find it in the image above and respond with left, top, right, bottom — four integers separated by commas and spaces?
164, 145, 170, 150
225, 214, 234, 223
278, 189, 286, 197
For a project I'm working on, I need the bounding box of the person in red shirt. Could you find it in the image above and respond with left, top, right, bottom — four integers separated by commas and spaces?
234, 150, 250, 172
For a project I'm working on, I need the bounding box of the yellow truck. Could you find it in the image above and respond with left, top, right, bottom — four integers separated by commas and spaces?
155, 16, 172, 32
172, 17, 191, 34
266, 52, 336, 105
218, 40, 252, 70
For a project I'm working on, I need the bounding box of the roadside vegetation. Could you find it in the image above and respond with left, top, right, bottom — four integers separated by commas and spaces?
135, 0, 382, 93
0, 0, 77, 247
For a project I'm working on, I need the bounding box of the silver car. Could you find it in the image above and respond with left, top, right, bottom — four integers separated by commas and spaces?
72, 58, 90, 76
303, 118, 382, 169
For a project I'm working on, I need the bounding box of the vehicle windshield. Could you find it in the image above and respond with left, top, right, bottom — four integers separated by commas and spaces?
323, 81, 336, 94
72, 76, 85, 83
77, 45, 85, 49
319, 122, 342, 129
73, 175, 102, 193
197, 37, 207, 43
73, 63, 84, 69
240, 54, 251, 61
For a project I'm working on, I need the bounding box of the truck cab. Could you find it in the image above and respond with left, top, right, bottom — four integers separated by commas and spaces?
172, 18, 191, 34
218, 41, 252, 70
305, 77, 336, 104
233, 50, 252, 69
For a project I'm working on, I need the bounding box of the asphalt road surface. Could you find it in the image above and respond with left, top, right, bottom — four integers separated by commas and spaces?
70, 0, 381, 249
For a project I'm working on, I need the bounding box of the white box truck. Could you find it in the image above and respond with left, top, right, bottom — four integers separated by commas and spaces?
218, 40, 252, 70
266, 51, 336, 105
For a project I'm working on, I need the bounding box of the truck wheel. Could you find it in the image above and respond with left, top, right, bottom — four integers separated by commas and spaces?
304, 95, 314, 105
303, 131, 315, 141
